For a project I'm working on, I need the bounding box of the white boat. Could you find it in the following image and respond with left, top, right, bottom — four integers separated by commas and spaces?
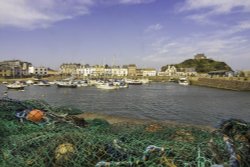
6, 82, 25, 90
74, 80, 89, 87
178, 77, 189, 86
36, 81, 50, 86
2, 81, 8, 84
57, 81, 77, 88
125, 79, 143, 85
26, 80, 34, 85
96, 83, 119, 90
139, 78, 150, 84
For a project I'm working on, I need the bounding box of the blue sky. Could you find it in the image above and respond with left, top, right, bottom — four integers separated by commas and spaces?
0, 0, 250, 70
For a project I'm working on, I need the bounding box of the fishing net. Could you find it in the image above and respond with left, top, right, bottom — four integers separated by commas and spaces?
0, 97, 249, 167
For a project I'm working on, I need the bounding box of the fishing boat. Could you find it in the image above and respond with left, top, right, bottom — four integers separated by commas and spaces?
125, 79, 143, 85
57, 81, 77, 88
178, 77, 189, 86
96, 83, 119, 90
6, 82, 25, 90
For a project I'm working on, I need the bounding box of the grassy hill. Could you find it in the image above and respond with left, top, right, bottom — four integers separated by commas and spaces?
161, 58, 232, 73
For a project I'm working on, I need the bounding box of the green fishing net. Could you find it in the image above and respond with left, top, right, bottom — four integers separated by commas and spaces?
0, 98, 249, 167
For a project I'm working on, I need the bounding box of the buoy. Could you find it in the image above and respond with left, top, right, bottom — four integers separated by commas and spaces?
55, 143, 75, 162
26, 109, 44, 122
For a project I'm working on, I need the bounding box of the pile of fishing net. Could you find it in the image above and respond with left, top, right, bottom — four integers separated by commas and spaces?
0, 97, 249, 167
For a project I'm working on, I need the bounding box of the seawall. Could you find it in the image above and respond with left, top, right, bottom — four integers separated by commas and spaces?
190, 77, 250, 91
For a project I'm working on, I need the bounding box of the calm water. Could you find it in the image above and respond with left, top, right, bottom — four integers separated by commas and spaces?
1, 83, 250, 127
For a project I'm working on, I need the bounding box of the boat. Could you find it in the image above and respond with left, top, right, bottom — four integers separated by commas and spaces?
74, 80, 89, 87
57, 81, 77, 88
119, 82, 129, 88
26, 80, 34, 85
178, 77, 189, 86
6, 82, 25, 90
2, 81, 8, 84
139, 78, 150, 84
125, 79, 143, 85
96, 83, 119, 90
36, 80, 50, 86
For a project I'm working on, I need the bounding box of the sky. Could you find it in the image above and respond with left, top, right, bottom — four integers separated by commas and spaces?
0, 0, 250, 70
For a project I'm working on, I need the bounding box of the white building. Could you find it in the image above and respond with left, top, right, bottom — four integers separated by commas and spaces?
83, 67, 95, 77
111, 67, 128, 76
142, 68, 157, 76
165, 65, 177, 76
30, 66, 48, 76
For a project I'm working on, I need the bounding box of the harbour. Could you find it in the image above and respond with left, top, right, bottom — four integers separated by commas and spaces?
1, 82, 250, 127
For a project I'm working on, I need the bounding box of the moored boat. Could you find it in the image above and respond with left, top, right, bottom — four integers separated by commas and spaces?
57, 81, 77, 88
178, 77, 189, 86
125, 79, 143, 85
96, 83, 119, 90
36, 80, 50, 86
6, 82, 25, 90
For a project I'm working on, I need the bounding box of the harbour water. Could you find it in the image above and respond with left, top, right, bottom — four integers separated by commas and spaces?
1, 83, 250, 127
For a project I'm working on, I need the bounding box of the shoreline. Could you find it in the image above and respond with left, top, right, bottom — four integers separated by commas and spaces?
77, 112, 215, 131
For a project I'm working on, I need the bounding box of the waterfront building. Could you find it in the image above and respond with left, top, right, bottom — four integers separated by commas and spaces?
60, 63, 81, 75
164, 65, 177, 76
0, 65, 12, 77
127, 64, 137, 76
83, 66, 95, 77
0, 60, 32, 77
76, 65, 85, 76
92, 65, 105, 76
104, 66, 112, 77
111, 66, 128, 77
142, 68, 157, 77
30, 66, 48, 76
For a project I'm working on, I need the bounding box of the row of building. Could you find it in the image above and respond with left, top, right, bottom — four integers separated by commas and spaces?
59, 64, 157, 77
59, 63, 197, 77
0, 60, 54, 78
0, 60, 198, 78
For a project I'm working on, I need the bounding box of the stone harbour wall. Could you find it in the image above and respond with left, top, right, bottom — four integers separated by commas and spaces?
190, 78, 250, 91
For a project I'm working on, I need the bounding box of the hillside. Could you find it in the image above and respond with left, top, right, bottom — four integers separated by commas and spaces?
161, 58, 232, 73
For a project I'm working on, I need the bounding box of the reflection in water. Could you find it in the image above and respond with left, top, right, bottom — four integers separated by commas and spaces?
1, 83, 250, 127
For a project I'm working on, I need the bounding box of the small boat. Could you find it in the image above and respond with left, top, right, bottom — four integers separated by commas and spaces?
26, 80, 34, 85
139, 78, 150, 84
125, 79, 143, 85
2, 81, 8, 84
36, 80, 50, 86
6, 82, 25, 90
178, 77, 189, 86
119, 82, 129, 88
57, 81, 77, 88
74, 80, 89, 87
96, 83, 119, 90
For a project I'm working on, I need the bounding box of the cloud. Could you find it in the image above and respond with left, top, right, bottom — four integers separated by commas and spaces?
180, 0, 250, 14
143, 30, 250, 70
178, 0, 250, 25
119, 0, 156, 4
145, 24, 163, 32
0, 0, 94, 29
